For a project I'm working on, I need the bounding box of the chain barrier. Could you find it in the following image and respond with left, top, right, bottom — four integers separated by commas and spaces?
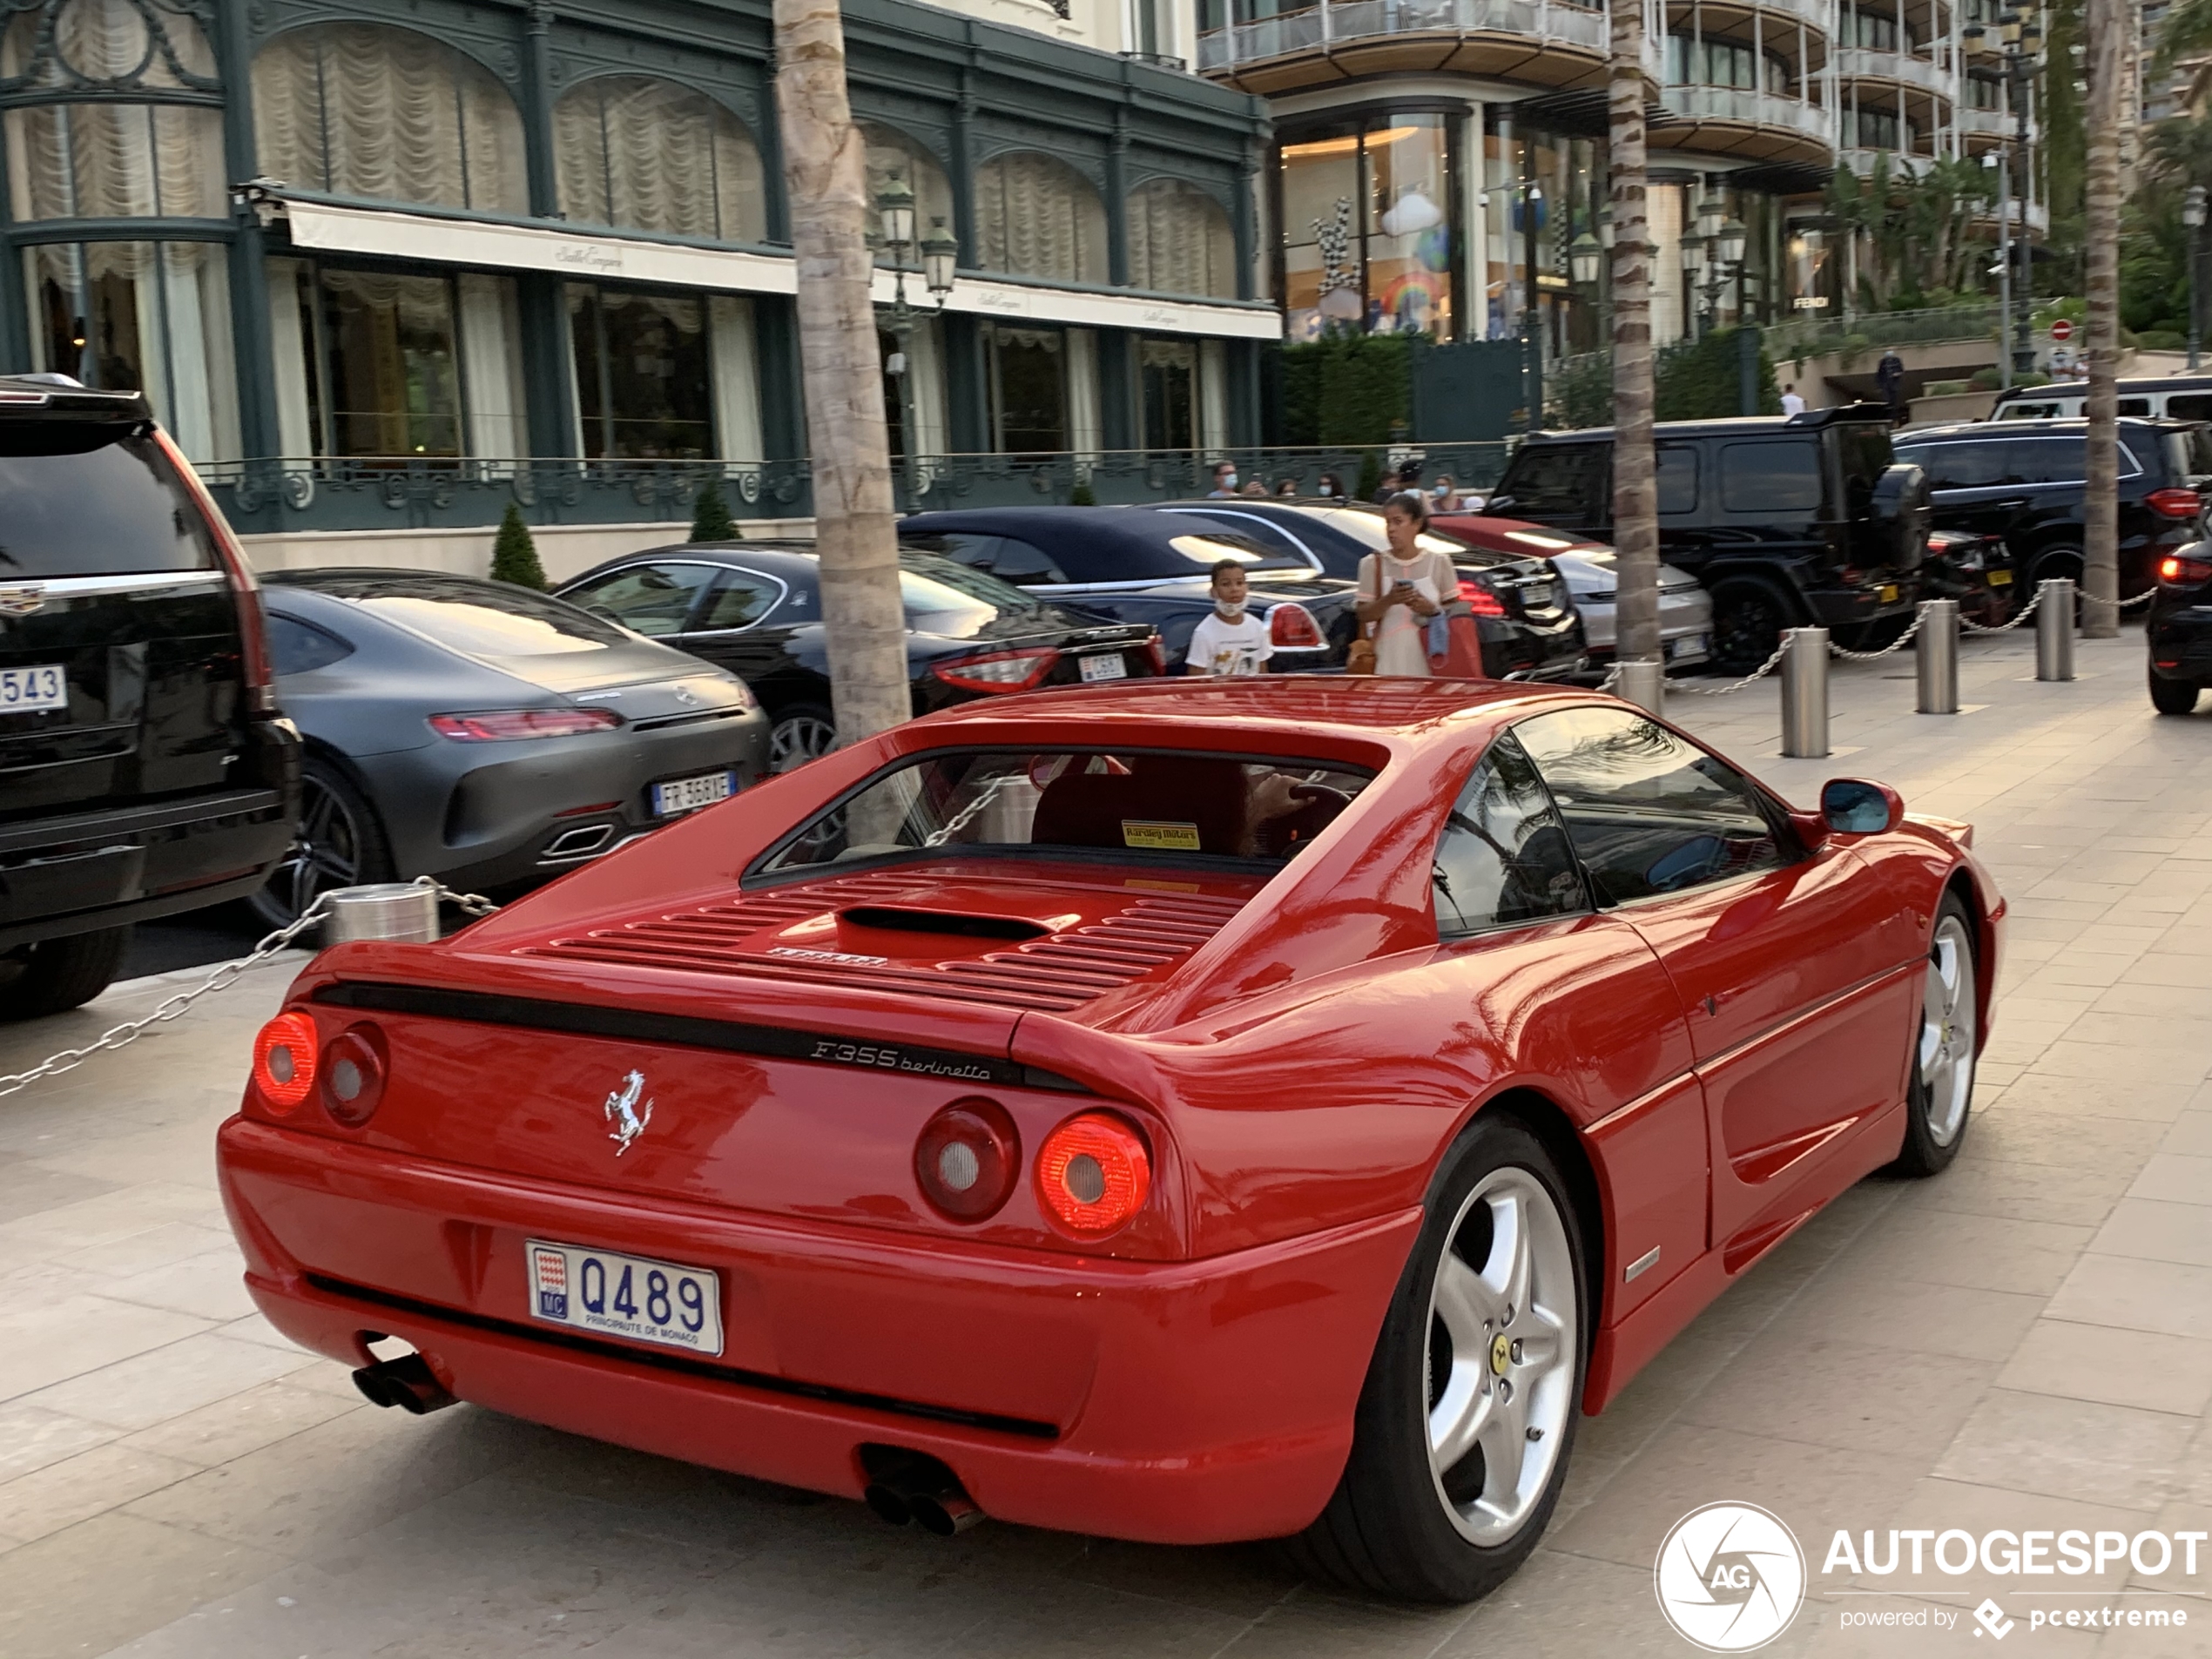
2084, 588, 2157, 612
1959, 581, 2045, 636
1671, 639, 1792, 696
1826, 605, 1930, 663
0, 879, 500, 1103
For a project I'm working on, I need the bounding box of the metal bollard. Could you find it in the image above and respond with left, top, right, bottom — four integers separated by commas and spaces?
2035, 577, 2076, 682
322, 883, 441, 945
1780, 627, 1831, 758
1613, 657, 1665, 716
1916, 599, 1960, 714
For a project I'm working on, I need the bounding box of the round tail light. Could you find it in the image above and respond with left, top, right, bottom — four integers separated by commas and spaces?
1035, 1111, 1151, 1238
914, 1098, 1020, 1221
320, 1024, 388, 1127
252, 1012, 319, 1113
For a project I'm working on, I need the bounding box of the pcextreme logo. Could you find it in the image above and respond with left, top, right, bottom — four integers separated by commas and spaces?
1656, 1502, 1808, 1652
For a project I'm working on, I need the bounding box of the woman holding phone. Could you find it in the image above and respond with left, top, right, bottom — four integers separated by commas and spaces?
1354, 491, 1455, 677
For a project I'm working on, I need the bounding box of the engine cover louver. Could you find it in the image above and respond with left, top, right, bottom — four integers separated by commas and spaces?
517, 870, 1248, 1014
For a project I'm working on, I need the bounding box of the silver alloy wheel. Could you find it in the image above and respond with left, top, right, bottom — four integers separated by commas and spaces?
770, 712, 838, 773
270, 773, 362, 922
1919, 914, 1978, 1147
1424, 1166, 1578, 1547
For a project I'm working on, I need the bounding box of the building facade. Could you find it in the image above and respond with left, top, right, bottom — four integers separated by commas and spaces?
1198, 0, 2046, 356
0, 0, 1276, 570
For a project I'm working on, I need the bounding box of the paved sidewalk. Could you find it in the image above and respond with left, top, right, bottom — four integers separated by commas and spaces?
3, 628, 2209, 1657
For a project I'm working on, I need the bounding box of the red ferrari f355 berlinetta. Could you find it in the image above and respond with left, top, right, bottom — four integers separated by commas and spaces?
218, 678, 2002, 1602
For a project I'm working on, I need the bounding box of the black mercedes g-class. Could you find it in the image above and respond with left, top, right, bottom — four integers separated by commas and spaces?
1478, 407, 1931, 672
0, 378, 298, 1019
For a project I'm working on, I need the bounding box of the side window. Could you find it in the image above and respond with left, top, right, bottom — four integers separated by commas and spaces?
561, 563, 718, 637
2166, 394, 2212, 421
697, 570, 786, 631
2020, 438, 2087, 485
1719, 442, 1822, 514
1656, 445, 1699, 514
1433, 733, 1588, 936
1904, 442, 2002, 490
989, 536, 1071, 585
903, 532, 1004, 573
1503, 444, 1606, 517
1514, 706, 1786, 903
2119, 399, 2152, 416
266, 615, 354, 675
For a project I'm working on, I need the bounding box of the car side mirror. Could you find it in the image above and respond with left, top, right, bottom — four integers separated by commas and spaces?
1821, 778, 1903, 835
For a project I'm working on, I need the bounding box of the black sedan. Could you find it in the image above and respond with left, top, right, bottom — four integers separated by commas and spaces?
1142, 499, 1588, 680
2148, 545, 2212, 713
556, 544, 1161, 767
894, 507, 1361, 669
257, 570, 770, 925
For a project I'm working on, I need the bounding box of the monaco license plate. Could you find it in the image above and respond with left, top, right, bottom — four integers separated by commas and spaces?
527, 1239, 724, 1356
1988, 569, 2013, 586
1079, 652, 1128, 683
651, 769, 735, 817
0, 664, 66, 714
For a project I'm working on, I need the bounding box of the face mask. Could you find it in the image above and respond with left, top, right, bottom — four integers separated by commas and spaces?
1215, 599, 1246, 621
1218, 473, 1237, 490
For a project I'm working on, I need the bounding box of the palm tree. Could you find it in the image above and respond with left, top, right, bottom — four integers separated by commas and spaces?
2082, 0, 2122, 637
1609, 0, 1661, 698
773, 0, 911, 764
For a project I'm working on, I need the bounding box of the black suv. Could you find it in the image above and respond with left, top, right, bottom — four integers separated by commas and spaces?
1891, 418, 2212, 602
1480, 408, 1929, 672
0, 379, 298, 1019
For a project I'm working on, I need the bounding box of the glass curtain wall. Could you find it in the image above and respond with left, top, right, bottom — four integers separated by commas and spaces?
1482, 117, 1606, 357
1278, 111, 1456, 341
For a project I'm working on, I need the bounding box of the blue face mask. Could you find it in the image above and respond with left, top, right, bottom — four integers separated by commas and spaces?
1219, 472, 1237, 490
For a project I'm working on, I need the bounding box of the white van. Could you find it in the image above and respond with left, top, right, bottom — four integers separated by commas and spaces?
1991, 376, 2212, 422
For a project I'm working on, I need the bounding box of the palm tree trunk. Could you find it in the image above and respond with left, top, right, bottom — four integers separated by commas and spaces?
1610, 0, 1661, 694
2082, 0, 2122, 637
774, 0, 912, 745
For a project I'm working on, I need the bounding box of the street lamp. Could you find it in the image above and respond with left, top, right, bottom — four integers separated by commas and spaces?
1969, 4, 2042, 377
1683, 198, 1748, 338
2187, 185, 2207, 372
876, 178, 955, 508
1569, 230, 1603, 287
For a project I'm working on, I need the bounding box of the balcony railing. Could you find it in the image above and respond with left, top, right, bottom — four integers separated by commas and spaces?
1197, 0, 1663, 75
1656, 84, 1832, 142
1835, 46, 1952, 97
1838, 146, 1938, 178
1710, 0, 1831, 34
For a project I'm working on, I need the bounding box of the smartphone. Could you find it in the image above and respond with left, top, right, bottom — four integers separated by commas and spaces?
1393, 578, 1415, 591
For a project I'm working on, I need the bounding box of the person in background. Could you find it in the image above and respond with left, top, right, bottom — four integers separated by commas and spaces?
1780, 383, 1806, 417
1275, 477, 1300, 498
1184, 561, 1274, 677
1316, 471, 1345, 500
1354, 491, 1453, 678
1240, 478, 1269, 496
1431, 473, 1459, 511
1876, 348, 1906, 425
1207, 461, 1238, 497
1374, 461, 1421, 504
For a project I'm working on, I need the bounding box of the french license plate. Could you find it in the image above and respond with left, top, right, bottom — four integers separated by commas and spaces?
527, 1239, 723, 1356
1669, 634, 1710, 661
0, 664, 66, 713
1988, 569, 2013, 586
1079, 653, 1128, 683
651, 769, 735, 817
1878, 584, 1901, 604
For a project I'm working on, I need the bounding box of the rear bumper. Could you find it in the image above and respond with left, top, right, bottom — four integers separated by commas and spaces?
1480, 613, 1587, 680
0, 776, 295, 948
2148, 602, 2212, 677
217, 1116, 1419, 1545
1805, 581, 1919, 629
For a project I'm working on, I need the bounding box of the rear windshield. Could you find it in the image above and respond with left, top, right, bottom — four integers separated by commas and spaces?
760, 748, 1375, 874
0, 430, 218, 578
899, 555, 1055, 637
1830, 424, 1893, 517
293, 575, 631, 658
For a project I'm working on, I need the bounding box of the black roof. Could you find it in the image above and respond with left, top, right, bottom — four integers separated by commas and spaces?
1992, 375, 2212, 401
1895, 416, 2183, 441
897, 505, 1262, 556
1517, 405, 1895, 445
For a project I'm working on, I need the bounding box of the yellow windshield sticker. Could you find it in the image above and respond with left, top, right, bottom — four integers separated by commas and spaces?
1123, 820, 1201, 851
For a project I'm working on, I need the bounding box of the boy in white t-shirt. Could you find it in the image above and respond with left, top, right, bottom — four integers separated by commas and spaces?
1184, 562, 1274, 677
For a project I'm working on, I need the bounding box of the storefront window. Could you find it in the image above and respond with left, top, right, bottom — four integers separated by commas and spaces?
24, 239, 238, 462
6, 102, 226, 221
1127, 179, 1237, 298
569, 285, 715, 460
253, 24, 528, 215
974, 153, 1109, 284
1140, 337, 1197, 451
554, 77, 765, 242
1278, 111, 1455, 341
984, 323, 1067, 454
315, 270, 462, 457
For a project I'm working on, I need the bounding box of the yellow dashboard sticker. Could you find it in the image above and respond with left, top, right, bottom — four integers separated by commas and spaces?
1123, 820, 1201, 851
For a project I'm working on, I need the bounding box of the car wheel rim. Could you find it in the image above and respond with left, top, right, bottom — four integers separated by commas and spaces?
273, 777, 361, 922
1717, 595, 1779, 666
1919, 914, 1977, 1146
770, 714, 837, 774
1424, 1166, 1578, 1548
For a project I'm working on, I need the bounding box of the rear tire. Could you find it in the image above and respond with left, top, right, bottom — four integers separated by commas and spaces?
768, 704, 839, 773
1888, 894, 1978, 1177
2150, 666, 2201, 716
1285, 1115, 1587, 1603
249, 758, 392, 930
1709, 578, 1797, 676
0, 926, 132, 1021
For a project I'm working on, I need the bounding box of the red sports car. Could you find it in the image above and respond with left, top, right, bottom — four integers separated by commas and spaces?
217, 678, 2002, 1602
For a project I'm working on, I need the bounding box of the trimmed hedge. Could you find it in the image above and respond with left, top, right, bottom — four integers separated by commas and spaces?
1278, 334, 1413, 446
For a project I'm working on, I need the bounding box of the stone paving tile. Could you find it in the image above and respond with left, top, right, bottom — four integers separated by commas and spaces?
2092, 1197, 2212, 1267
2046, 1253, 2212, 1341
1933, 1390, 2197, 1512
0, 1512, 288, 1659
17, 1330, 315, 1431
118, 1379, 362, 1469
1996, 1319, 2212, 1417
0, 1441, 202, 1543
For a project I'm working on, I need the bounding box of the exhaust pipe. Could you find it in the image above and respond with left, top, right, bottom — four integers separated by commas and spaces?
858, 1447, 985, 1534
352, 1352, 456, 1414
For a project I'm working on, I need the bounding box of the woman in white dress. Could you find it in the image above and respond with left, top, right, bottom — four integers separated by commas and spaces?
1355, 491, 1455, 677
